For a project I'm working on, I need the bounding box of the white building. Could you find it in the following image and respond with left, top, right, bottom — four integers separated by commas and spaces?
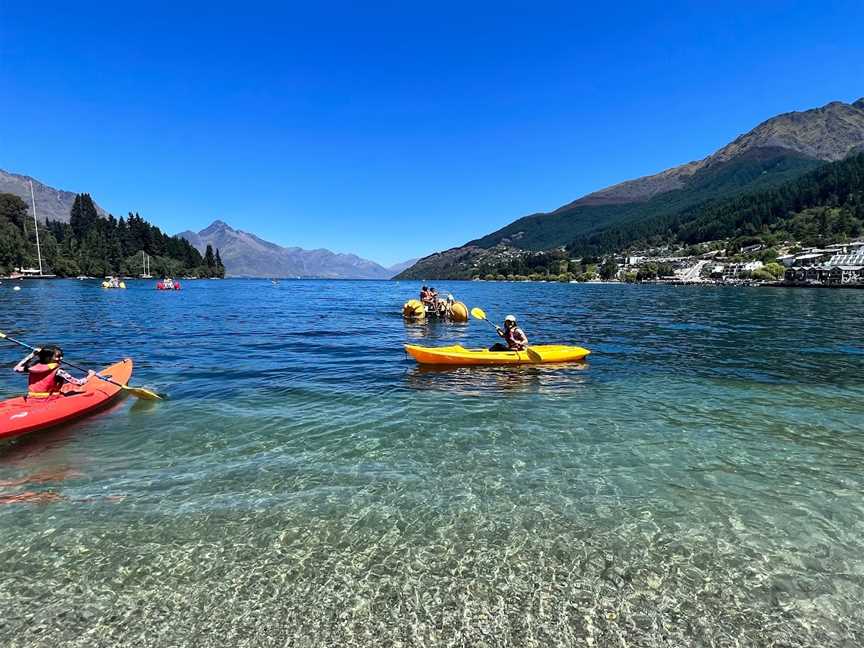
724, 261, 763, 278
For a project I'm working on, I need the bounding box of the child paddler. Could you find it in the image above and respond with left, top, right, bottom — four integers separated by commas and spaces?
14, 345, 94, 398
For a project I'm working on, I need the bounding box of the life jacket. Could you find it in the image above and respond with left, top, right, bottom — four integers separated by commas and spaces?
27, 362, 61, 397
504, 326, 527, 350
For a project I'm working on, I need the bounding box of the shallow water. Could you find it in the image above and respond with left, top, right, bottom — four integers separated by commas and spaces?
1, 279, 863, 647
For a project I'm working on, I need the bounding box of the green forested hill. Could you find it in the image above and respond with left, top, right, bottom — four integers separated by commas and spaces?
0, 193, 225, 278
398, 153, 864, 280
568, 152, 864, 255
470, 151, 822, 251
399, 98, 864, 279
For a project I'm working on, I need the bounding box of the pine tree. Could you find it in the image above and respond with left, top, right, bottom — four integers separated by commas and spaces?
0, 193, 28, 230
204, 244, 215, 268
215, 248, 223, 269
69, 194, 100, 240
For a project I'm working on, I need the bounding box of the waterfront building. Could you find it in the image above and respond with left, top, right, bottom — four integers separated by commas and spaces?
784, 248, 864, 286
724, 260, 763, 278
828, 266, 864, 284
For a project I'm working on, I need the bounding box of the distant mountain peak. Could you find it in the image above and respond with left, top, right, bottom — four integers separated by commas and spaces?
574, 97, 864, 208
200, 219, 233, 235
180, 220, 410, 279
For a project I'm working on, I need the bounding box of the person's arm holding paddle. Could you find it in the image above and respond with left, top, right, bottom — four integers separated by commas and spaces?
1, 331, 162, 400
13, 349, 39, 373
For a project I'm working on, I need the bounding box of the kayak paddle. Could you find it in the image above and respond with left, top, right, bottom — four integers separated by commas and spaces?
469, 307, 542, 362
0, 331, 163, 400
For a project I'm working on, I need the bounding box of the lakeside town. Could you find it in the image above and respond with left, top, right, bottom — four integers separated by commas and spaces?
463, 238, 864, 288
613, 239, 864, 287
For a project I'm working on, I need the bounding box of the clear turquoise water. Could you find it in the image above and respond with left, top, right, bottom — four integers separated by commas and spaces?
1, 279, 863, 646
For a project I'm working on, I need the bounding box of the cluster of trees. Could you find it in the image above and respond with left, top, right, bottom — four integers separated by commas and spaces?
0, 192, 225, 278
470, 250, 609, 282
748, 263, 786, 282
567, 153, 864, 255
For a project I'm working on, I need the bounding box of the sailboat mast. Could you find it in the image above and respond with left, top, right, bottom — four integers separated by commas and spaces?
28, 180, 44, 275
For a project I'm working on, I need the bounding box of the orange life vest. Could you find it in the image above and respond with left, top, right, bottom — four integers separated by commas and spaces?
27, 362, 61, 398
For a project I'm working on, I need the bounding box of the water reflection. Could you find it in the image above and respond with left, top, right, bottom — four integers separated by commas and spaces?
405, 361, 591, 395
402, 318, 471, 342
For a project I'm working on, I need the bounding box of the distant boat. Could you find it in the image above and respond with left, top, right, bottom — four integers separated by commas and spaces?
141, 251, 152, 278
24, 180, 56, 278
15, 268, 56, 279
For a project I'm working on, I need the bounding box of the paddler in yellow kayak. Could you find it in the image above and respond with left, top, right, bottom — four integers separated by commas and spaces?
490, 315, 529, 352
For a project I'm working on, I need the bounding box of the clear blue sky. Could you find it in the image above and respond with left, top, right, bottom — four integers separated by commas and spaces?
1, 1, 862, 266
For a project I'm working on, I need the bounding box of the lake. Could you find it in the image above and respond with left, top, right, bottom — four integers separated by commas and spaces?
1, 279, 863, 647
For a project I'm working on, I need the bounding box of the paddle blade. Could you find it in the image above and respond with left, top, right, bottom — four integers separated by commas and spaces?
122, 385, 163, 400
470, 307, 487, 320
526, 347, 543, 362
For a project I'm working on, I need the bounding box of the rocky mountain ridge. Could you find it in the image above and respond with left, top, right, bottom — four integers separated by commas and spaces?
573, 98, 864, 207
0, 169, 109, 223
179, 220, 406, 279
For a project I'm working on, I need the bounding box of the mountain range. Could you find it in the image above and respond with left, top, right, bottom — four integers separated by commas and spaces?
0, 169, 109, 223
179, 220, 412, 279
398, 97, 864, 279
0, 169, 410, 279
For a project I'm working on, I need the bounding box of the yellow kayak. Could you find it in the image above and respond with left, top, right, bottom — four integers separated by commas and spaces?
404, 344, 590, 366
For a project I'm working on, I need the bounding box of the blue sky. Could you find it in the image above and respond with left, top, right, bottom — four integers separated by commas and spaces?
1, 1, 862, 266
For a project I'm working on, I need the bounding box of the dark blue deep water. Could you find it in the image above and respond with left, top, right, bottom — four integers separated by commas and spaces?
1, 279, 863, 647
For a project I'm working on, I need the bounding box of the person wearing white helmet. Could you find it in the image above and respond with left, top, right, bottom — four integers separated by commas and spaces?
490, 314, 528, 352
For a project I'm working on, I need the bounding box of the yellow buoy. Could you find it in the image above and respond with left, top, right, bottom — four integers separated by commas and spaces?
449, 301, 469, 322
402, 299, 426, 320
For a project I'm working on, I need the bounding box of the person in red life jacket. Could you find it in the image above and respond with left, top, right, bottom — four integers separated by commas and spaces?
490, 315, 529, 352
13, 345, 94, 398
420, 285, 433, 307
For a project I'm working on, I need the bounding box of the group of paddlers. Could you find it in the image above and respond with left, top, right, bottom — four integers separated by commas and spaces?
402, 287, 469, 322
419, 285, 455, 317
156, 277, 181, 290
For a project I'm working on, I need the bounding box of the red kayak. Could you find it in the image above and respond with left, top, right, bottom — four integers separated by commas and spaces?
0, 359, 133, 441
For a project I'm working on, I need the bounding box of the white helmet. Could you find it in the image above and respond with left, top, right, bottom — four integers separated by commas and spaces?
504, 315, 517, 323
